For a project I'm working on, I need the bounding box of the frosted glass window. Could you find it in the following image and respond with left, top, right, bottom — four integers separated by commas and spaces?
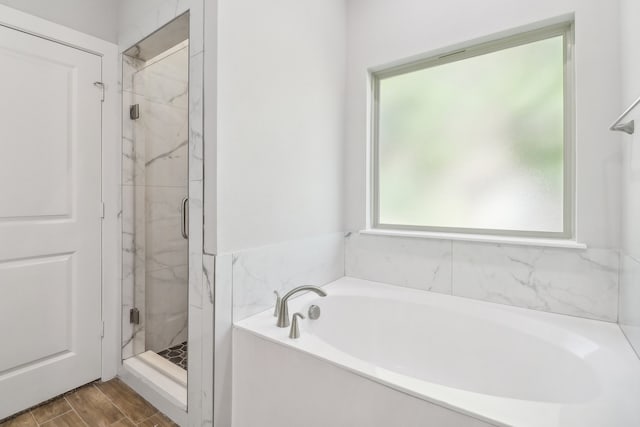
373, 28, 571, 236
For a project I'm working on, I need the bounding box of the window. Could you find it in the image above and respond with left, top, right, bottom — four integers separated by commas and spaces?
371, 24, 573, 238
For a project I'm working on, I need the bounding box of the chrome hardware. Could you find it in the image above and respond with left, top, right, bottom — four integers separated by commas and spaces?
276, 286, 327, 328
308, 305, 321, 320
289, 313, 305, 339
273, 291, 281, 317
130, 307, 140, 325
610, 95, 640, 135
130, 104, 140, 120
611, 120, 635, 135
93, 81, 105, 102
181, 197, 189, 239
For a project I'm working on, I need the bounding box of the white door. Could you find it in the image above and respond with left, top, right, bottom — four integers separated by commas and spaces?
0, 24, 102, 419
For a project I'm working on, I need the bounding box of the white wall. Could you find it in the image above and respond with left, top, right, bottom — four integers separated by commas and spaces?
620, 0, 640, 258
0, 0, 117, 42
619, 0, 640, 355
345, 0, 622, 250
217, 0, 346, 253
116, 0, 202, 50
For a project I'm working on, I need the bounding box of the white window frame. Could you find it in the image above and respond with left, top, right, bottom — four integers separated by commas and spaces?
369, 22, 575, 240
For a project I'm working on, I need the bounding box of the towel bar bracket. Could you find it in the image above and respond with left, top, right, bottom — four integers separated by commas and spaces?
610, 96, 640, 135
611, 120, 635, 135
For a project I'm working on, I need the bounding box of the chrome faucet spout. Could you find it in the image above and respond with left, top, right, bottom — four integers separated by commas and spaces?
276, 285, 327, 328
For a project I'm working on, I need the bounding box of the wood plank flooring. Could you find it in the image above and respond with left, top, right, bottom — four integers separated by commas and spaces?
0, 379, 177, 427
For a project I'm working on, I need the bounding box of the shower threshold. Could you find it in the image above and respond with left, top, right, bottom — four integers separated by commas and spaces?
158, 341, 188, 370
123, 351, 187, 412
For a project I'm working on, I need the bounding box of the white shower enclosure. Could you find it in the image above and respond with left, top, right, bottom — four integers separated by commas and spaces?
121, 15, 190, 370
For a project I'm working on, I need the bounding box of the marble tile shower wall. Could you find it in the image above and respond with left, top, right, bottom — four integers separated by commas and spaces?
118, 3, 208, 423
122, 55, 146, 360
345, 233, 619, 322
122, 46, 190, 356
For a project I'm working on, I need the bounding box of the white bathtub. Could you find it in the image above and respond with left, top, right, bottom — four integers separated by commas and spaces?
234, 277, 640, 427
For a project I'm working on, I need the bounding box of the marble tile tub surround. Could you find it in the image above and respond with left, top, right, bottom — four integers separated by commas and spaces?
232, 232, 345, 321
345, 232, 619, 322
345, 232, 452, 294
452, 241, 619, 322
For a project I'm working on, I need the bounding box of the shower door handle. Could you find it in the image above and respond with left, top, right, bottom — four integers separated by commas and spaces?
181, 197, 189, 239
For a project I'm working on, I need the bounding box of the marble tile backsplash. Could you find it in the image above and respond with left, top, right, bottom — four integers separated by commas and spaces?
232, 232, 619, 324
345, 233, 619, 322
452, 242, 619, 322
345, 233, 451, 294
232, 232, 345, 321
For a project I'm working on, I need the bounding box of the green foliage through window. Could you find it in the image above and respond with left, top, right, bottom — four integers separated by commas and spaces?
374, 27, 570, 236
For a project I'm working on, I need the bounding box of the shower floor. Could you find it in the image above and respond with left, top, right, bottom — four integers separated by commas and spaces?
157, 341, 188, 370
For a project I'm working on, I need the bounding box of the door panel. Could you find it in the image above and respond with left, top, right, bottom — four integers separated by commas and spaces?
0, 254, 72, 373
0, 24, 102, 419
0, 46, 74, 219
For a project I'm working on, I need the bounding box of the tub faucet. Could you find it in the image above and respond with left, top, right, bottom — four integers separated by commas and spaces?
276, 285, 327, 328
289, 313, 305, 339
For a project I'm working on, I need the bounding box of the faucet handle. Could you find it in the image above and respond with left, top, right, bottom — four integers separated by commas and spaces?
273, 291, 281, 317
289, 312, 305, 339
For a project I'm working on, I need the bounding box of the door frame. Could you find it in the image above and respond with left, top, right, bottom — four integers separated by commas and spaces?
0, 5, 121, 382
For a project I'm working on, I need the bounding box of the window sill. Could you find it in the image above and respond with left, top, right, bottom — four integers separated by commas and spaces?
359, 228, 588, 250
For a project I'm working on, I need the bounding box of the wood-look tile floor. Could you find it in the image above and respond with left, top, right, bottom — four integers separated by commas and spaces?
0, 379, 177, 427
